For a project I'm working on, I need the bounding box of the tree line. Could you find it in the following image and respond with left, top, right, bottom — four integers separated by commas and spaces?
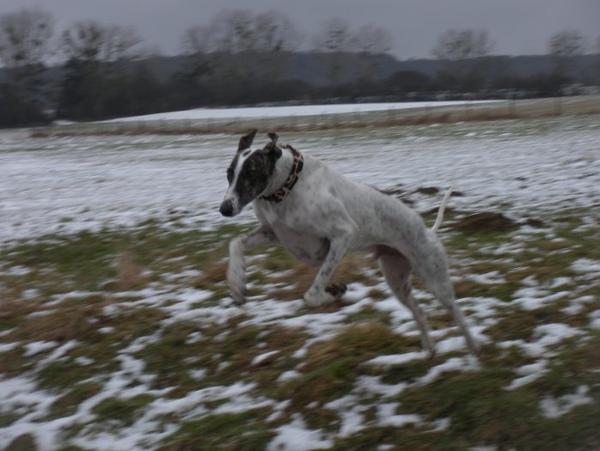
0, 7, 599, 128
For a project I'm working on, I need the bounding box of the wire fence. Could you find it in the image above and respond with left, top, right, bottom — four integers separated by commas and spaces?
31, 95, 600, 138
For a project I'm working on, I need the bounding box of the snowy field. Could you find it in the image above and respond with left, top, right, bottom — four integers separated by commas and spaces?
1, 115, 598, 244
1, 114, 599, 450
107, 100, 498, 122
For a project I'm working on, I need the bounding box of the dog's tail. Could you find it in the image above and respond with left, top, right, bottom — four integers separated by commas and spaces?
432, 186, 453, 233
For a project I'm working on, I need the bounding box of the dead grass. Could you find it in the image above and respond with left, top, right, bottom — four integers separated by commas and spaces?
6, 295, 110, 344
113, 252, 148, 291
192, 259, 228, 289
0, 297, 43, 331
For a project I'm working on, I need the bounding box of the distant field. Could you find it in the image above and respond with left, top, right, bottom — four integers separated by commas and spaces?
32, 95, 600, 137
106, 100, 499, 122
1, 114, 599, 449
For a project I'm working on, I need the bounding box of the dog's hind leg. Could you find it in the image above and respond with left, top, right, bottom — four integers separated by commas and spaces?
227, 226, 277, 305
377, 247, 436, 357
431, 280, 480, 356
415, 253, 480, 356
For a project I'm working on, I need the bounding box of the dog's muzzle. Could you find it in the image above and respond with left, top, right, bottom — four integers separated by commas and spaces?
219, 199, 234, 217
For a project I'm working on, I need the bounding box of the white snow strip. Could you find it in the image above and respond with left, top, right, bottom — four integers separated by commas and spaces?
540, 386, 593, 418
0, 342, 18, 353
588, 309, 600, 330
252, 350, 279, 366
268, 414, 333, 451
418, 356, 479, 385
109, 101, 498, 122
277, 370, 301, 383
512, 286, 572, 311
377, 403, 422, 428
505, 360, 548, 390
355, 376, 407, 398
24, 341, 58, 357
571, 258, 600, 274
365, 351, 427, 367
324, 396, 366, 437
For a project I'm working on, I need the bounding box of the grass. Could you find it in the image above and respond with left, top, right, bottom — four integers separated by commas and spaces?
158, 411, 274, 451
91, 394, 155, 426
47, 383, 103, 419
279, 322, 419, 407
0, 205, 599, 449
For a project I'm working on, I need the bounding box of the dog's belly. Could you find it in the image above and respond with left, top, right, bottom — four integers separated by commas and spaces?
272, 223, 329, 267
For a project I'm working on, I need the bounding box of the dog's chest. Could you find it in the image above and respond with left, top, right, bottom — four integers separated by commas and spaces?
270, 221, 329, 266
256, 202, 328, 266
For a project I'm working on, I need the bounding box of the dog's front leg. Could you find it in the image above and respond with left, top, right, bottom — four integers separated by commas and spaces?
227, 227, 277, 305
304, 232, 354, 307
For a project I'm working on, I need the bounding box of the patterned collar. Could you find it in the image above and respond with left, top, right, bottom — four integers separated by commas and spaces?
261, 144, 304, 203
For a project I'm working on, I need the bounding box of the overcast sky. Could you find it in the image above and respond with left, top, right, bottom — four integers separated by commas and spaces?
1, 0, 598, 58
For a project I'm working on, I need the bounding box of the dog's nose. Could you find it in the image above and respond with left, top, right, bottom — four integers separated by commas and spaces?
220, 199, 234, 217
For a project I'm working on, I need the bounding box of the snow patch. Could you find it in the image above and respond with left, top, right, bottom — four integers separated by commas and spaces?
540, 386, 593, 418
268, 414, 333, 451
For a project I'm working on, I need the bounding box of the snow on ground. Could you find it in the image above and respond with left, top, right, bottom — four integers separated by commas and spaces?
0, 115, 599, 244
107, 101, 499, 122
0, 114, 599, 449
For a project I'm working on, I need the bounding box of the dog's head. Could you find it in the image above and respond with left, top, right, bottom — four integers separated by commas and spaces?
220, 130, 282, 217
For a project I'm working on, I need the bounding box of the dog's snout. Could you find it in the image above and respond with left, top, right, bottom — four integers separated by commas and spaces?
220, 199, 234, 217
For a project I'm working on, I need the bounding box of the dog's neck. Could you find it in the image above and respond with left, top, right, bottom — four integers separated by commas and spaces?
261, 146, 297, 199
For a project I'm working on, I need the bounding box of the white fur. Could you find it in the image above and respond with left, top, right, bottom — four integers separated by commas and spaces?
224, 143, 479, 356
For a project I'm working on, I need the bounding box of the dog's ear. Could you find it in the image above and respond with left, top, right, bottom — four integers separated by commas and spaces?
238, 129, 257, 151
263, 133, 282, 159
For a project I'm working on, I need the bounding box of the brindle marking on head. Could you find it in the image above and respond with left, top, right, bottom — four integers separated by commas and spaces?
226, 131, 283, 208
227, 130, 257, 184
234, 145, 281, 206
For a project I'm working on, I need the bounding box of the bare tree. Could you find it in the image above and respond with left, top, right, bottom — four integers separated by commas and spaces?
312, 17, 352, 52
432, 29, 493, 61
351, 25, 392, 54
432, 29, 495, 92
252, 11, 302, 82
0, 7, 54, 70
181, 24, 212, 55
548, 30, 585, 58
209, 9, 256, 53
596, 35, 600, 84
0, 7, 55, 123
254, 10, 302, 52
349, 24, 393, 82
58, 21, 143, 120
547, 30, 586, 85
312, 18, 354, 85
61, 21, 142, 63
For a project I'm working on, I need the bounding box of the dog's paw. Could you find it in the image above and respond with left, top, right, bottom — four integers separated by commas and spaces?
303, 289, 335, 307
230, 286, 247, 305
227, 263, 247, 305
326, 283, 347, 298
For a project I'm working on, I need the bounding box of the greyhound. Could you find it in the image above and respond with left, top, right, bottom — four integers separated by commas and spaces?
219, 130, 479, 356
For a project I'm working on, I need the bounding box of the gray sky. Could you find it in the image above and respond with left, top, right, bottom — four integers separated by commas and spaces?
1, 0, 598, 58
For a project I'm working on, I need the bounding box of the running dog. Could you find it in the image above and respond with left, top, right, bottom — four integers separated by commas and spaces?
219, 130, 479, 356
